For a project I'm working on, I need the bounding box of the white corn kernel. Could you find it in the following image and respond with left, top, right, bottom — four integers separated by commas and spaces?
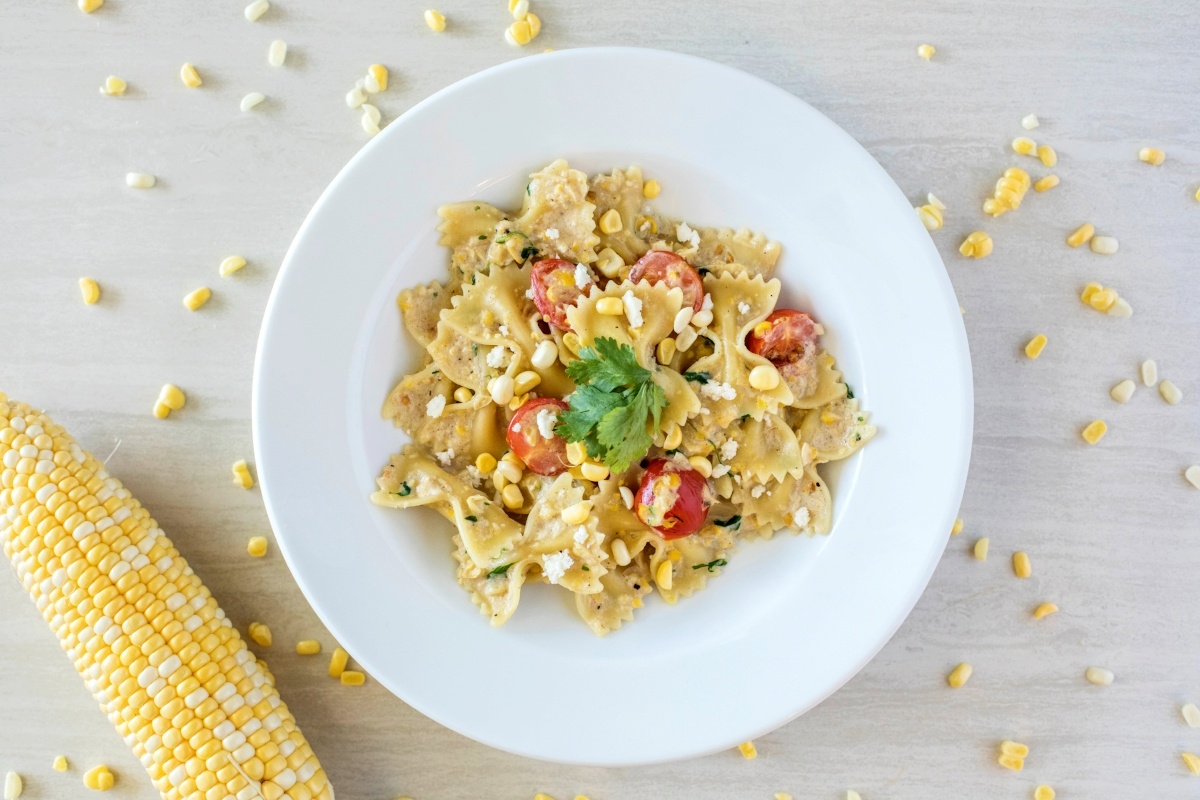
1141, 360, 1158, 386
240, 92, 265, 112
180, 63, 202, 88
361, 104, 381, 126
182, 287, 212, 311
618, 486, 635, 509
916, 43, 935, 60
267, 40, 287, 67
1107, 297, 1133, 317
1085, 666, 1114, 686
1186, 465, 1200, 490
346, 87, 367, 108
531, 340, 558, 370
561, 501, 592, 526
4, 772, 23, 800
1022, 113, 1040, 130
489, 375, 515, 405
926, 192, 946, 210
244, 0, 269, 22
580, 461, 609, 482
424, 9, 446, 31
916, 204, 943, 231
1090, 235, 1119, 255
611, 538, 631, 566
1138, 147, 1166, 166
748, 364, 780, 391
495, 459, 522, 485
510, 0, 529, 19
362, 112, 381, 137
1159, 380, 1183, 405
219, 255, 247, 277
1110, 379, 1135, 403
1183, 703, 1200, 727
691, 309, 713, 329
673, 307, 694, 333
126, 172, 156, 189
79, 277, 101, 305
100, 75, 127, 96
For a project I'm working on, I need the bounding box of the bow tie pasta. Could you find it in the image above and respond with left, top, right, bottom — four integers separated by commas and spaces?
371, 160, 877, 635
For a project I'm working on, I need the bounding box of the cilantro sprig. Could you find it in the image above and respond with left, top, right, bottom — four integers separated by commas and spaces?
558, 337, 669, 473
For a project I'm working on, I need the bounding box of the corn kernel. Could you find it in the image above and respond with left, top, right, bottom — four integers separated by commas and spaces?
1012, 137, 1037, 156
598, 209, 623, 235
240, 92, 266, 112
244, 0, 269, 21
1182, 703, 1200, 727
1110, 379, 1136, 403
247, 622, 272, 647
1107, 297, 1133, 317
152, 402, 171, 419
489, 375, 515, 405
99, 75, 127, 96
1023, 334, 1048, 360
79, 0, 104, 11
52, 756, 68, 772
737, 741, 757, 759
181, 287, 211, 311
159, 384, 186, 411
531, 340, 559, 370
296, 640, 321, 655
662, 424, 683, 451
267, 39, 287, 67
947, 662, 972, 688
505, 19, 532, 46
641, 179, 662, 199
78, 277, 101, 305
4, 772, 22, 800
1013, 551, 1032, 578
748, 364, 780, 391
655, 560, 673, 590
1137, 359, 1158, 386
687, 456, 712, 478
246, 536, 268, 558
580, 462, 609, 482
1184, 752, 1200, 775
1033, 174, 1059, 192
219, 255, 247, 277
328, 647, 349, 678
1187, 466, 1200, 490
1159, 380, 1183, 405
1087, 288, 1118, 312
656, 337, 677, 365
561, 501, 591, 525
1067, 223, 1094, 248
509, 0, 529, 18
474, 453, 497, 474
1138, 147, 1166, 166
774, 794, 793, 800
1033, 602, 1058, 619
1034, 785, 1055, 800
453, 387, 473, 403
1081, 420, 1107, 445
566, 441, 588, 466
526, 12, 541, 38
916, 204, 943, 231
997, 754, 1024, 771
126, 172, 156, 189
340, 670, 365, 686
959, 231, 993, 259
917, 43, 936, 60
1022, 113, 1040, 130
973, 538, 988, 560
595, 297, 624, 316
1090, 235, 1118, 255
180, 63, 202, 88
232, 459, 255, 488
1001, 741, 1030, 758
1036, 144, 1057, 167
368, 64, 388, 92
1085, 666, 1114, 685
513, 370, 542, 395
499, 484, 522, 509
83, 765, 115, 791
951, 517, 963, 535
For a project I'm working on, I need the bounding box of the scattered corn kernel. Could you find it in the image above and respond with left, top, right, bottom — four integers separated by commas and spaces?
240, 92, 265, 112
1135, 361, 1157, 389
1185, 465, 1200, 490
974, 538, 989, 560
1033, 602, 1058, 619
1036, 144, 1057, 167
656, 560, 673, 590
368, 64, 388, 92
917, 43, 936, 60
951, 517, 964, 535
749, 364, 781, 391
1024, 334, 1048, 359
566, 441, 588, 466
218, 255, 247, 277
737, 741, 757, 759
346, 86, 367, 108
232, 458, 255, 488
1159, 380, 1183, 405
1090, 235, 1119, 255
531, 340, 559, 370
4, 772, 22, 800
247, 536, 269, 557
639, 179, 662, 200
846, 793, 862, 800
1184, 752, 1200, 775
1067, 223, 1095, 247
1085, 666, 1114, 685
475, 452, 497, 474
1001, 741, 1030, 758
52, 756, 68, 772
1013, 551, 1032, 578
687, 456, 713, 478
598, 209, 623, 234
1139, 147, 1166, 166
490, 374, 515, 405
180, 63, 202, 88
125, 172, 155, 189
248, 622, 272, 646
1081, 420, 1107, 444
424, 9, 446, 31
1034, 785, 1055, 800
1022, 113, 1040, 130
329, 647, 350, 677
158, 383, 186, 411
998, 754, 1024, 771
296, 640, 321, 655
1110, 379, 1136, 403
268, 39, 288, 67
244, 0, 269, 21
99, 75, 127, 96
513, 370, 542, 395
561, 500, 592, 525
663, 424, 683, 451
656, 337, 677, 365
1033, 174, 1059, 192
1182, 703, 1200, 727
916, 204, 943, 230
77, 277, 101, 305
580, 461, 609, 482
595, 297, 624, 315
452, 387, 473, 404
947, 662, 973, 688
182, 286, 211, 311
500, 483, 523, 509
1108, 296, 1133, 317
509, 0, 529, 18
1012, 137, 1037, 156
774, 794, 793, 800
959, 231, 993, 258
340, 670, 365, 686
610, 537, 631, 566
79, 0, 104, 11
82, 765, 114, 791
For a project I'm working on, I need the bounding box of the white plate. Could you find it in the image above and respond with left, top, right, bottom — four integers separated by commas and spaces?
253, 47, 972, 766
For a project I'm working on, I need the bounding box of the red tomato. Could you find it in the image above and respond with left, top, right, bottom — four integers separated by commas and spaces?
635, 458, 713, 539
745, 309, 820, 365
506, 397, 570, 476
530, 259, 591, 331
627, 251, 705, 312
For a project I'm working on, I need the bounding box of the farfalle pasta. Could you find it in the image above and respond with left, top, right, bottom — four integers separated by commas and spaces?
371, 159, 876, 635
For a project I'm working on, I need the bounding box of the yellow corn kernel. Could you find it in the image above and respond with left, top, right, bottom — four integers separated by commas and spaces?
246, 536, 269, 557
642, 179, 661, 199
232, 459, 255, 488
159, 383, 186, 411
52, 756, 68, 772
513, 370, 541, 394
951, 517, 964, 535
1033, 174, 1059, 192
296, 640, 321, 655
248, 622, 272, 647
180, 63, 202, 88
595, 296, 624, 316
1067, 223, 1095, 248
561, 500, 591, 525
368, 64, 389, 92
580, 461, 609, 482
598, 209, 624, 235
686, 456, 712, 478
1081, 419, 1107, 445
506, 18, 532, 45
947, 662, 973, 688
982, 198, 1003, 216
655, 559, 673, 591
997, 754, 1024, 771
218, 255, 246, 277
748, 364, 780, 391
79, 277, 101, 305
329, 647, 350, 677
152, 401, 170, 419
974, 538, 988, 560
79, 0, 104, 10
340, 670, 365, 686
1033, 602, 1058, 619
509, 0, 528, 17
1139, 147, 1166, 166
182, 287, 211, 311
917, 43, 936, 60
662, 424, 683, 451
656, 337, 677, 365
526, 12, 541, 38
821, 411, 840, 425
916, 204, 943, 231
1013, 551, 1032, 578
424, 9, 446, 31
501, 484, 524, 509
82, 765, 114, 791
532, 795, 553, 800
774, 794, 793, 800
453, 386, 473, 403
959, 231, 993, 259
1001, 741, 1030, 758
1183, 752, 1200, 775
1036, 144, 1057, 167
737, 741, 758, 759
1024, 334, 1048, 359
1012, 137, 1037, 156
100, 75, 126, 96
1088, 288, 1118, 312
475, 453, 497, 473
565, 441, 588, 466
1034, 785, 1055, 800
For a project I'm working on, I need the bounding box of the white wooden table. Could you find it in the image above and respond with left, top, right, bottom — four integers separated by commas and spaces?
2, 2, 1198, 798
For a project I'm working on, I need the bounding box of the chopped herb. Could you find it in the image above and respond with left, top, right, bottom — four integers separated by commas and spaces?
854, 433, 862, 442
698, 267, 711, 277
478, 234, 487, 240
844, 383, 855, 399
715, 515, 741, 530
470, 273, 477, 284
393, 482, 411, 497
581, 565, 590, 571
474, 205, 481, 210
664, 448, 680, 456
740, 414, 750, 422
525, 182, 531, 196
692, 558, 728, 572
431, 369, 439, 375
495, 231, 527, 244
464, 515, 478, 522
520, 245, 539, 260
472, 343, 478, 356
683, 371, 711, 384
487, 563, 512, 577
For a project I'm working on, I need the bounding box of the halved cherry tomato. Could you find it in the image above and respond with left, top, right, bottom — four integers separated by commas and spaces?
745, 309, 820, 365
530, 258, 591, 331
506, 397, 570, 476
635, 458, 713, 539
627, 251, 705, 312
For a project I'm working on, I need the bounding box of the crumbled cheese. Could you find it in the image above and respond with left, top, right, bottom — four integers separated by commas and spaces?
700, 293, 714, 313
750, 484, 766, 499
720, 440, 738, 461
793, 507, 811, 528
711, 463, 730, 478
525, 288, 534, 300
573, 526, 588, 544
498, 324, 509, 336
536, 408, 557, 439
675, 221, 700, 248
545, 227, 560, 240
542, 550, 573, 584
486, 345, 507, 368
435, 448, 455, 467
512, 423, 521, 433
622, 290, 644, 328
737, 302, 750, 314
425, 395, 446, 419
699, 381, 737, 401
463, 465, 483, 487
574, 263, 592, 288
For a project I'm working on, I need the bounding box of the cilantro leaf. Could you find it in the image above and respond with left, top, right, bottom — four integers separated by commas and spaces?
566, 337, 649, 392
692, 558, 728, 572
557, 385, 623, 441
683, 371, 710, 384
487, 563, 512, 577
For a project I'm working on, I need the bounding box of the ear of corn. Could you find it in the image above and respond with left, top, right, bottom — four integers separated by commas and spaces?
0, 395, 332, 800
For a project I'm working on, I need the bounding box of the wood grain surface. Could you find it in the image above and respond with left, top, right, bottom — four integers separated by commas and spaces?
2, 1, 1199, 798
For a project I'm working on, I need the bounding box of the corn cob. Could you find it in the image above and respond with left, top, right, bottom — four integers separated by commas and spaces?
0, 394, 332, 800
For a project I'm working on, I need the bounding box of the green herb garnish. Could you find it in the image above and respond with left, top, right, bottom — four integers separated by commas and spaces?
558, 337, 669, 473
520, 245, 539, 260
495, 231, 528, 244
478, 234, 487, 240
692, 558, 728, 572
715, 515, 741, 530
487, 563, 512, 577
682, 371, 710, 384
697, 267, 711, 277
393, 482, 411, 497
581, 565, 590, 571
464, 515, 478, 522
844, 383, 855, 399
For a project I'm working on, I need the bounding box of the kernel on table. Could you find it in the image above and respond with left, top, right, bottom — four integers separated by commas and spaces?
4, 772, 22, 800
182, 286, 211, 311
1024, 334, 1048, 360
947, 662, 973, 688
232, 458, 255, 488
99, 75, 126, 96
247, 536, 269, 557
1034, 786, 1056, 800
78, 277, 100, 305
83, 765, 115, 791
959, 231, 993, 258
1033, 602, 1059, 619
1081, 419, 1107, 445
179, 62, 202, 88
424, 9, 446, 31
152, 383, 185, 419
1012, 551, 1032, 578
737, 741, 758, 759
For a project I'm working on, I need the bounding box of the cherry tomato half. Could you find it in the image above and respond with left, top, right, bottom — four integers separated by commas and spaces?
635, 458, 713, 539
506, 397, 570, 476
744, 309, 820, 365
627, 251, 705, 312
530, 258, 591, 331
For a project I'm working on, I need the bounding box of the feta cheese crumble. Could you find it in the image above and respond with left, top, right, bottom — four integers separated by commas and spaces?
750, 484, 766, 499
699, 380, 737, 401
573, 526, 588, 544
486, 345, 507, 368
720, 440, 739, 461
536, 407, 558, 439
498, 324, 509, 336
793, 507, 811, 528
463, 465, 484, 487
574, 263, 592, 288
700, 293, 714, 313
425, 395, 446, 418
711, 463, 731, 478
622, 289, 644, 328
675, 221, 701, 248
435, 448, 455, 467
737, 301, 750, 314
542, 550, 573, 584
545, 227, 560, 240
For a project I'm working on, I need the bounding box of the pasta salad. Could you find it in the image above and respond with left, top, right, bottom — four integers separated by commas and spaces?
371, 159, 876, 635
